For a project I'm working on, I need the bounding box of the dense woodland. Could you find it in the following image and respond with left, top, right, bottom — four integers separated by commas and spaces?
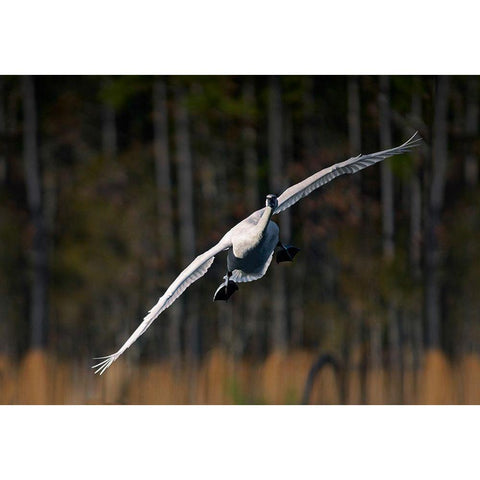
1, 75, 480, 404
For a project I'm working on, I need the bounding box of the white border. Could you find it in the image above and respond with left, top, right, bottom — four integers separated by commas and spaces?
1, 1, 479, 74
2, 406, 479, 479
2, 2, 480, 478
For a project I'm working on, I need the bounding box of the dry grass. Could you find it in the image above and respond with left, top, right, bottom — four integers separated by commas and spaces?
419, 349, 457, 405
345, 346, 362, 404
402, 368, 419, 405
196, 348, 234, 404
51, 361, 74, 404
17, 349, 50, 405
3, 347, 479, 405
366, 368, 388, 405
261, 350, 314, 404
458, 354, 480, 404
346, 370, 362, 404
308, 363, 340, 405
260, 351, 288, 405
0, 354, 16, 404
128, 362, 189, 404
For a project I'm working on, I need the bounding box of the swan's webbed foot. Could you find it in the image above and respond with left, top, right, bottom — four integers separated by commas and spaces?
276, 243, 300, 263
213, 280, 238, 302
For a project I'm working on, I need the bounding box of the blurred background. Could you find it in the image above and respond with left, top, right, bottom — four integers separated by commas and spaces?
0, 75, 479, 404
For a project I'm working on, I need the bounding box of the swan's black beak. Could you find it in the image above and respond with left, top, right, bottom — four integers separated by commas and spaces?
265, 194, 278, 209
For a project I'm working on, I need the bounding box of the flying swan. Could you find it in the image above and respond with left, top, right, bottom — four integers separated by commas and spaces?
93, 132, 422, 374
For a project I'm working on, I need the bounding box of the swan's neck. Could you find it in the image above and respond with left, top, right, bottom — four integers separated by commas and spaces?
256, 206, 273, 235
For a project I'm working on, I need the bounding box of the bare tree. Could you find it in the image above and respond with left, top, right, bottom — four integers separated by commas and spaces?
268, 75, 288, 351
102, 78, 117, 159
22, 76, 48, 350
348, 76, 362, 156
173, 83, 199, 364
409, 86, 423, 278
0, 77, 7, 355
464, 77, 479, 188
346, 76, 364, 402
379, 76, 394, 259
243, 77, 259, 212
0, 77, 5, 184
425, 76, 450, 349
378, 75, 402, 402
408, 77, 424, 376
302, 76, 316, 159
153, 78, 175, 258
153, 77, 181, 363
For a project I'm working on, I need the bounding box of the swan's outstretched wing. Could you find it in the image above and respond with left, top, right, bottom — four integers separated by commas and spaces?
93, 236, 232, 374
274, 132, 422, 215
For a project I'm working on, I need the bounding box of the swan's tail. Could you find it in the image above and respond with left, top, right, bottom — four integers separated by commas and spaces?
92, 353, 119, 375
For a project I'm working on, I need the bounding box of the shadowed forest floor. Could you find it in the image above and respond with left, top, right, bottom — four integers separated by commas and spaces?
2, 348, 480, 405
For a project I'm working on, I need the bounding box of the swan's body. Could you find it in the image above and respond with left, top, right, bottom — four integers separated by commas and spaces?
93, 132, 422, 374
227, 207, 279, 283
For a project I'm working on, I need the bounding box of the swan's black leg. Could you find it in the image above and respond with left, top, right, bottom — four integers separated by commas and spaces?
276, 242, 300, 264
213, 271, 238, 302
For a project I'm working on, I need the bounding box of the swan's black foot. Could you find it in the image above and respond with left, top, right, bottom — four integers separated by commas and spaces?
276, 245, 300, 263
213, 280, 239, 302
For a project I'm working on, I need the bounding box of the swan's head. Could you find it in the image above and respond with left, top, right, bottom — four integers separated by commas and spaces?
265, 194, 278, 210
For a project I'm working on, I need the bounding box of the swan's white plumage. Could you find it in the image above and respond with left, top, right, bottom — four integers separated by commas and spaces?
274, 132, 422, 215
94, 132, 422, 375
228, 252, 274, 283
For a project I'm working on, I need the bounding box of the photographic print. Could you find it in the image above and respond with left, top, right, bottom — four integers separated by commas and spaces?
0, 75, 478, 405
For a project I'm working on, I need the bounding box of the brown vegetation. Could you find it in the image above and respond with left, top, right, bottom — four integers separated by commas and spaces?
17, 350, 49, 405
3, 347, 480, 405
419, 350, 457, 405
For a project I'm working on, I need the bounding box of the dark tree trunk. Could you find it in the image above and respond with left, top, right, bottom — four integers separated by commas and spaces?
425, 76, 450, 349
348, 76, 362, 156
0, 77, 5, 184
302, 76, 316, 159
0, 93, 9, 351
379, 76, 394, 259
0, 78, 7, 354
409, 80, 423, 277
346, 76, 364, 402
407, 78, 424, 394
379, 75, 401, 402
153, 77, 181, 363
243, 77, 259, 212
410, 174, 422, 278
464, 76, 479, 188
102, 79, 117, 159
173, 84, 199, 364
153, 78, 175, 259
22, 75, 48, 349
347, 76, 363, 221
268, 75, 288, 351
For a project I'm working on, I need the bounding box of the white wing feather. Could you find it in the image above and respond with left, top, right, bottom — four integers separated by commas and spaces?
92, 236, 231, 374
274, 132, 422, 215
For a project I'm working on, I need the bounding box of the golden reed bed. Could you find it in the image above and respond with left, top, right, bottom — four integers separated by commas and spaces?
1, 348, 480, 405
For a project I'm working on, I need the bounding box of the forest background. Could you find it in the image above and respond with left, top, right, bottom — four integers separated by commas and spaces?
0, 75, 479, 404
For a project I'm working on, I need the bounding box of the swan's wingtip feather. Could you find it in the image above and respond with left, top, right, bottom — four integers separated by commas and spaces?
92, 354, 117, 375
406, 131, 423, 145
